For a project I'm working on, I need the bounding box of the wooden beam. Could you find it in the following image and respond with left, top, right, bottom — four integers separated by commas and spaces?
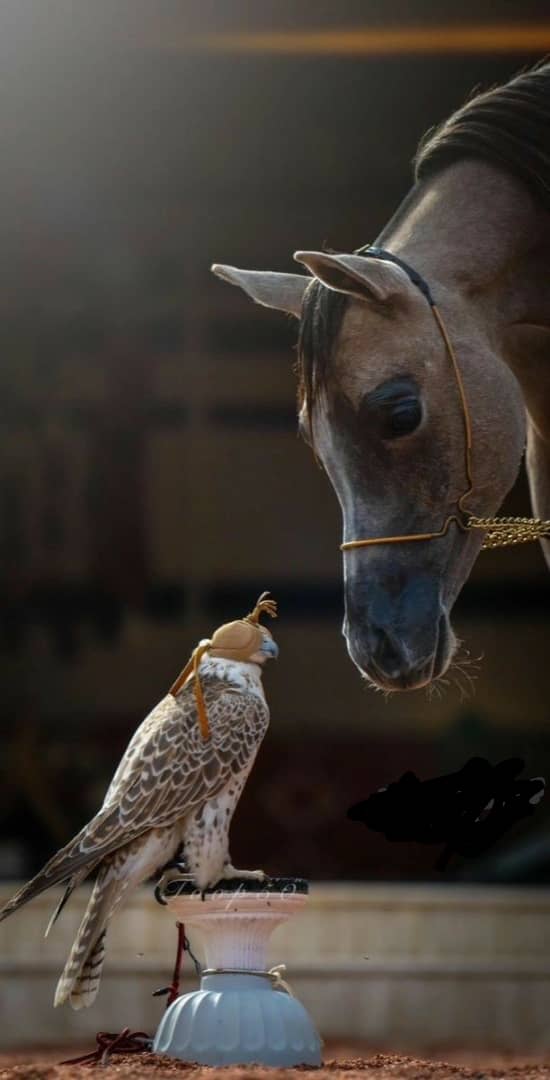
184, 24, 550, 56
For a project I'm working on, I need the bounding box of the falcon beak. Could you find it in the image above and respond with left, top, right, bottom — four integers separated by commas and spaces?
261, 638, 279, 659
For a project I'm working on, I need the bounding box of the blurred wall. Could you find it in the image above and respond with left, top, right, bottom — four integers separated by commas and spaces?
0, 1, 549, 887
2, 882, 550, 1052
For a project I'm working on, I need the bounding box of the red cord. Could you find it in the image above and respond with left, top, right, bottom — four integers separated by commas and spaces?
166, 921, 186, 1006
59, 1027, 152, 1066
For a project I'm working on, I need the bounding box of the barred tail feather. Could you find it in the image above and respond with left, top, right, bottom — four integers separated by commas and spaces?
54, 873, 121, 1010
69, 929, 107, 1011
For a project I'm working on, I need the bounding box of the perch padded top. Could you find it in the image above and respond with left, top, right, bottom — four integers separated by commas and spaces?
159, 876, 308, 900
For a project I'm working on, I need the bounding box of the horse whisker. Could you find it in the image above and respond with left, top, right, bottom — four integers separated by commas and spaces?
427, 676, 450, 701
443, 641, 483, 700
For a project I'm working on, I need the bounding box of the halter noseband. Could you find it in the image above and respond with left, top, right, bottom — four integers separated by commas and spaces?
340, 246, 550, 553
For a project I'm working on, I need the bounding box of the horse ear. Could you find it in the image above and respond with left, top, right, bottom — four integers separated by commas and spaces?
211, 264, 309, 318
293, 251, 409, 305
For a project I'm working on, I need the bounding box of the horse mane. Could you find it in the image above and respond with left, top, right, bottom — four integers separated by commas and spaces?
415, 60, 550, 207
297, 60, 550, 411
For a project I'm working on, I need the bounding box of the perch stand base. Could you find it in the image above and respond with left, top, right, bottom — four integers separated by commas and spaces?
153, 877, 322, 1067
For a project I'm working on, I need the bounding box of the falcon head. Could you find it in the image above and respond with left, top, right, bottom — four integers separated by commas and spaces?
168, 593, 279, 735
170, 592, 279, 705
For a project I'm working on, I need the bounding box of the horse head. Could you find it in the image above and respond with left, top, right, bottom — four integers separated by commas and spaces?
212, 252, 525, 691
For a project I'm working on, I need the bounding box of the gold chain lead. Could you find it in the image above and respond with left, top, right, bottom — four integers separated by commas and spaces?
467, 516, 550, 549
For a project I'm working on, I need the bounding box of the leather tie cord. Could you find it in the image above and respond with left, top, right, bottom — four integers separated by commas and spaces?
340, 247, 550, 553
169, 640, 213, 741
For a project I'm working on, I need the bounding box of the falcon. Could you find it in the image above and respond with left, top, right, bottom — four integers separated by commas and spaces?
0, 593, 278, 1009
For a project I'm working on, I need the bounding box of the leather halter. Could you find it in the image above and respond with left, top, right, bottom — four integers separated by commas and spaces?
340, 246, 550, 553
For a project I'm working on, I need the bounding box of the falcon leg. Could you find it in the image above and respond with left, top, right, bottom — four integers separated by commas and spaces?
157, 844, 188, 878
155, 845, 193, 896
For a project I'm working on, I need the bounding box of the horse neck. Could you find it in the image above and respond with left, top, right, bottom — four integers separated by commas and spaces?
378, 158, 550, 435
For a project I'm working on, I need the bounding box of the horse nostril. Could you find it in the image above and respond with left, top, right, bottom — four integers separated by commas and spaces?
371, 629, 407, 679
369, 625, 438, 683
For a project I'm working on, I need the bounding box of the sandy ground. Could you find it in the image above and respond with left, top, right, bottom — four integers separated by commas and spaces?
2, 1045, 550, 1080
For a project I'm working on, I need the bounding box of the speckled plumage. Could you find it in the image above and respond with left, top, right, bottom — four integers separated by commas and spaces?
0, 656, 271, 1009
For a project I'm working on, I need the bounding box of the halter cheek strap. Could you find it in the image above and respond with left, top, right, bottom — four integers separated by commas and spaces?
340, 246, 550, 553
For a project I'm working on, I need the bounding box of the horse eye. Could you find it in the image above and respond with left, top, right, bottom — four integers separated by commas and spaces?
382, 398, 422, 439
361, 378, 423, 441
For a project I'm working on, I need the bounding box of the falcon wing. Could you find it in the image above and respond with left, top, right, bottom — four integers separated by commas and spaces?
104, 679, 267, 837
0, 678, 268, 922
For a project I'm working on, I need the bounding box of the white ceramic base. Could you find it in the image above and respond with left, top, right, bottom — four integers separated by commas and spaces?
154, 972, 322, 1066
153, 878, 322, 1067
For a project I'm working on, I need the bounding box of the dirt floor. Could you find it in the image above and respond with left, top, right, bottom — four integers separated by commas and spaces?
2, 1045, 550, 1080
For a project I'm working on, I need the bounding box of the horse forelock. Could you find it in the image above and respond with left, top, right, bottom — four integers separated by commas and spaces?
297, 278, 348, 415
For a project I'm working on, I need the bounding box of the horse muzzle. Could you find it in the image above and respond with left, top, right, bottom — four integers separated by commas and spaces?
344, 577, 454, 691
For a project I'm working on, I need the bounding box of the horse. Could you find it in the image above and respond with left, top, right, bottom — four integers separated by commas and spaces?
211, 62, 550, 694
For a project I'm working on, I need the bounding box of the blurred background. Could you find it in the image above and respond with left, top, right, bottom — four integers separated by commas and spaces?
1, 0, 550, 1052
1, 0, 549, 888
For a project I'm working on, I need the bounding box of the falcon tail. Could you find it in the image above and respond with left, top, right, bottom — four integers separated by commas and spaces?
54, 870, 122, 1010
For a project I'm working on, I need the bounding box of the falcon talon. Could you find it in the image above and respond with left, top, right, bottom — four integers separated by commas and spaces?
0, 592, 278, 1010
154, 883, 168, 907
